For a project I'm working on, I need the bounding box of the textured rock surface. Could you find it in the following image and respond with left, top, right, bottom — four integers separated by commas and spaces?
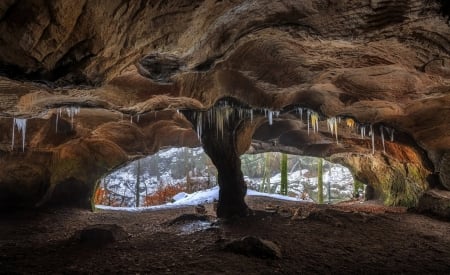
0, 0, 449, 208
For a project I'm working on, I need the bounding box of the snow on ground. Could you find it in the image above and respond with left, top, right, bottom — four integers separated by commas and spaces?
95, 186, 304, 212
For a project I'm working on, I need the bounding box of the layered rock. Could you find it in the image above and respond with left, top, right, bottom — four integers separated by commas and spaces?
0, 0, 449, 215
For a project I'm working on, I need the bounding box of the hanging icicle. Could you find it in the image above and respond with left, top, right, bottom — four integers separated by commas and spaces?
11, 117, 15, 150
11, 118, 27, 152
130, 115, 133, 124
137, 114, 140, 122
380, 125, 386, 153
307, 110, 311, 135
268, 111, 273, 125
370, 124, 375, 154
327, 117, 339, 143
359, 124, 366, 139
346, 118, 355, 129
65, 106, 80, 130
196, 111, 203, 141
310, 111, 319, 133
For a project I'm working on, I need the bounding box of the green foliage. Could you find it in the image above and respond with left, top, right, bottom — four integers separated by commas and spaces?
280, 153, 288, 195
353, 180, 364, 198
379, 163, 427, 208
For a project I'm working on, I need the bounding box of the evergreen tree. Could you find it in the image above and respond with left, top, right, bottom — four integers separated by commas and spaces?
135, 159, 141, 207
317, 158, 324, 203
280, 153, 288, 195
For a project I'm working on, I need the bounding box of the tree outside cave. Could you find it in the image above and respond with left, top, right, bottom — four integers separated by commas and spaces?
94, 148, 360, 207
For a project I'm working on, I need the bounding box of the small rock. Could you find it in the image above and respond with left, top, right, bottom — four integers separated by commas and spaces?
222, 236, 282, 259
75, 224, 129, 245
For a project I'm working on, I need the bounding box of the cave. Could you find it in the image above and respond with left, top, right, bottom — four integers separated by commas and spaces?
0, 0, 449, 273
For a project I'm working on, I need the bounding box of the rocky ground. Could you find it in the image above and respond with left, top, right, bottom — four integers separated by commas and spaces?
1, 197, 449, 274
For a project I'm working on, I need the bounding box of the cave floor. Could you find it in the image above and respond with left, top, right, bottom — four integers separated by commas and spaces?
1, 197, 449, 274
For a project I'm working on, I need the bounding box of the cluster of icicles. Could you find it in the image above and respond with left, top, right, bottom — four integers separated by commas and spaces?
11, 106, 82, 152
190, 103, 395, 155
55, 106, 81, 132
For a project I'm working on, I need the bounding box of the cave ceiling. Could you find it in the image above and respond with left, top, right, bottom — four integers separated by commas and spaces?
0, 0, 449, 207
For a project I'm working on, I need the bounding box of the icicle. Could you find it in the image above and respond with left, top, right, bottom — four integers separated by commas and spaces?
196, 112, 203, 141
370, 124, 375, 154
130, 115, 133, 124
137, 114, 140, 122
307, 110, 310, 135
310, 111, 319, 133
11, 117, 15, 150
327, 117, 339, 143
65, 106, 80, 130
55, 108, 62, 133
380, 126, 386, 153
327, 117, 335, 136
390, 128, 394, 142
346, 118, 355, 128
268, 111, 273, 125
250, 109, 253, 122
360, 125, 366, 139
334, 117, 338, 143
13, 118, 27, 152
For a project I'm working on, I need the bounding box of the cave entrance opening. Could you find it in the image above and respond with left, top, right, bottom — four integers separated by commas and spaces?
93, 147, 359, 209
94, 147, 217, 208
241, 153, 359, 204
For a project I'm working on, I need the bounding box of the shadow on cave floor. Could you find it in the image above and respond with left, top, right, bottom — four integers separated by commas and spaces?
0, 197, 449, 274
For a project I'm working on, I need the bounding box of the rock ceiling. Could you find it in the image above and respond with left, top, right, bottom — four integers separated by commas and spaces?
0, 0, 449, 212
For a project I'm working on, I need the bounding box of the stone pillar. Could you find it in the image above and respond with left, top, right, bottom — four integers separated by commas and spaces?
184, 107, 254, 218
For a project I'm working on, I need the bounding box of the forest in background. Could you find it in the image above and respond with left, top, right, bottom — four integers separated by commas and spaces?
95, 148, 360, 207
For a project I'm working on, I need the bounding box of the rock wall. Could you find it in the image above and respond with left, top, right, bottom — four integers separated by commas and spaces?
0, 0, 449, 209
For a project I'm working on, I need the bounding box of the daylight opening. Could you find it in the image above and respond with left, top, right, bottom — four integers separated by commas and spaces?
95, 148, 360, 208
241, 153, 359, 203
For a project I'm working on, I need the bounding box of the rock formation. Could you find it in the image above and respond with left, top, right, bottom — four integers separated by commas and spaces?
0, 0, 449, 217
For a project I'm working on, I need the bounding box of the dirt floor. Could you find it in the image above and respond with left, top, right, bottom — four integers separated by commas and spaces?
1, 197, 449, 274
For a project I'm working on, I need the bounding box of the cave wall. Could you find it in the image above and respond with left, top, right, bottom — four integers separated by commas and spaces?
0, 0, 449, 209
